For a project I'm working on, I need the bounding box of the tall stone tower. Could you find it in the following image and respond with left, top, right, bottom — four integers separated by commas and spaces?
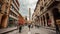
29, 8, 31, 23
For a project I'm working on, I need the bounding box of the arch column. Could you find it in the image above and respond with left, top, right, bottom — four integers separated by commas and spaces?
1, 15, 8, 28
0, 14, 3, 24
43, 15, 46, 26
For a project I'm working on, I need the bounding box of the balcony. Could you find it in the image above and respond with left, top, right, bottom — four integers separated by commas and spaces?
13, 0, 19, 9
47, 0, 54, 6
6, 0, 10, 3
43, 0, 54, 11
9, 15, 18, 20
12, 2, 18, 12
43, 7, 47, 12
43, 0, 47, 6
40, 1, 43, 6
47, 0, 60, 9
40, 6, 44, 11
10, 8, 19, 16
46, 0, 60, 9
40, 6, 44, 13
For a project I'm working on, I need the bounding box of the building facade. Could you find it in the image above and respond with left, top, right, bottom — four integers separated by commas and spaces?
33, 0, 60, 28
0, 0, 20, 28
0, 0, 12, 28
8, 0, 20, 27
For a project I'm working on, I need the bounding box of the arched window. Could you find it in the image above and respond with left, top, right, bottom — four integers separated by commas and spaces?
52, 8, 60, 19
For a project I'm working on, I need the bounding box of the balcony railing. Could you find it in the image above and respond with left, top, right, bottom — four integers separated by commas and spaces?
13, 0, 19, 9
46, 0, 54, 8
10, 8, 18, 16
9, 15, 18, 20
12, 2, 18, 12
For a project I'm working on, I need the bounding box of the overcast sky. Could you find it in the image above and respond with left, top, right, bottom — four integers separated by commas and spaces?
18, 0, 38, 18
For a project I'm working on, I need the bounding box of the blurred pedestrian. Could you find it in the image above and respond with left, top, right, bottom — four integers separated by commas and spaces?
19, 24, 22, 33
18, 20, 24, 33
56, 24, 60, 34
28, 24, 31, 31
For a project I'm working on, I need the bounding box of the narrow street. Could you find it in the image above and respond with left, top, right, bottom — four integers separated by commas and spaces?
6, 26, 56, 34
0, 0, 60, 34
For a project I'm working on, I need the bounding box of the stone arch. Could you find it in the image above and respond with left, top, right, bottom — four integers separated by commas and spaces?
52, 8, 60, 27
46, 13, 50, 26
52, 8, 60, 31
52, 8, 60, 19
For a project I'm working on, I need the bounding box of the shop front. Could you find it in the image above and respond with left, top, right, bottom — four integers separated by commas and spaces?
8, 17, 17, 27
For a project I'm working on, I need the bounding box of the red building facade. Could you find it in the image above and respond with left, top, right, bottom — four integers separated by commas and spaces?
18, 14, 25, 25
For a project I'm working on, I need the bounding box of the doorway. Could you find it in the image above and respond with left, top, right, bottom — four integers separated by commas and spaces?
43, 15, 46, 26
52, 8, 60, 33
52, 8, 60, 27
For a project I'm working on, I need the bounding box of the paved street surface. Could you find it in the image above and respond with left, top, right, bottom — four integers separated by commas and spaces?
6, 26, 56, 34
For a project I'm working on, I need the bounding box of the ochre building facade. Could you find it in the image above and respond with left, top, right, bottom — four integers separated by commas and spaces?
33, 0, 60, 28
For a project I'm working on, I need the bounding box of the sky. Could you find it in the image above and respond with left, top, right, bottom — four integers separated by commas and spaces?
18, 0, 38, 18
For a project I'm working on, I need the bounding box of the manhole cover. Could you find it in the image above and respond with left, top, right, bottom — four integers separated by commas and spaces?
35, 33, 40, 34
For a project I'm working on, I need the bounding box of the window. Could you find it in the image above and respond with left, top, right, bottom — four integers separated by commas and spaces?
40, 6, 44, 11
0, 4, 2, 11
10, 11, 17, 18
44, 2, 47, 6
52, 8, 60, 19
13, 0, 15, 3
11, 5, 14, 10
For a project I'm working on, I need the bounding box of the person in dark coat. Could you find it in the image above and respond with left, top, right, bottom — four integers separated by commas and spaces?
19, 24, 22, 33
19, 25, 22, 32
56, 24, 60, 34
28, 24, 31, 31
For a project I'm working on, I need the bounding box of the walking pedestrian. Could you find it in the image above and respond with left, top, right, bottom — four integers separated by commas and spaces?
56, 24, 60, 34
19, 24, 22, 33
28, 24, 31, 31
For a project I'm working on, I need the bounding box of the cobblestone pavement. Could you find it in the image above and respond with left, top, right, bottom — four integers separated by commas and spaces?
6, 26, 56, 34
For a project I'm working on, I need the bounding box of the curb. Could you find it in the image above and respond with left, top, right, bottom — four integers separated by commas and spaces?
0, 27, 18, 34
2, 29, 18, 34
40, 26, 56, 31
